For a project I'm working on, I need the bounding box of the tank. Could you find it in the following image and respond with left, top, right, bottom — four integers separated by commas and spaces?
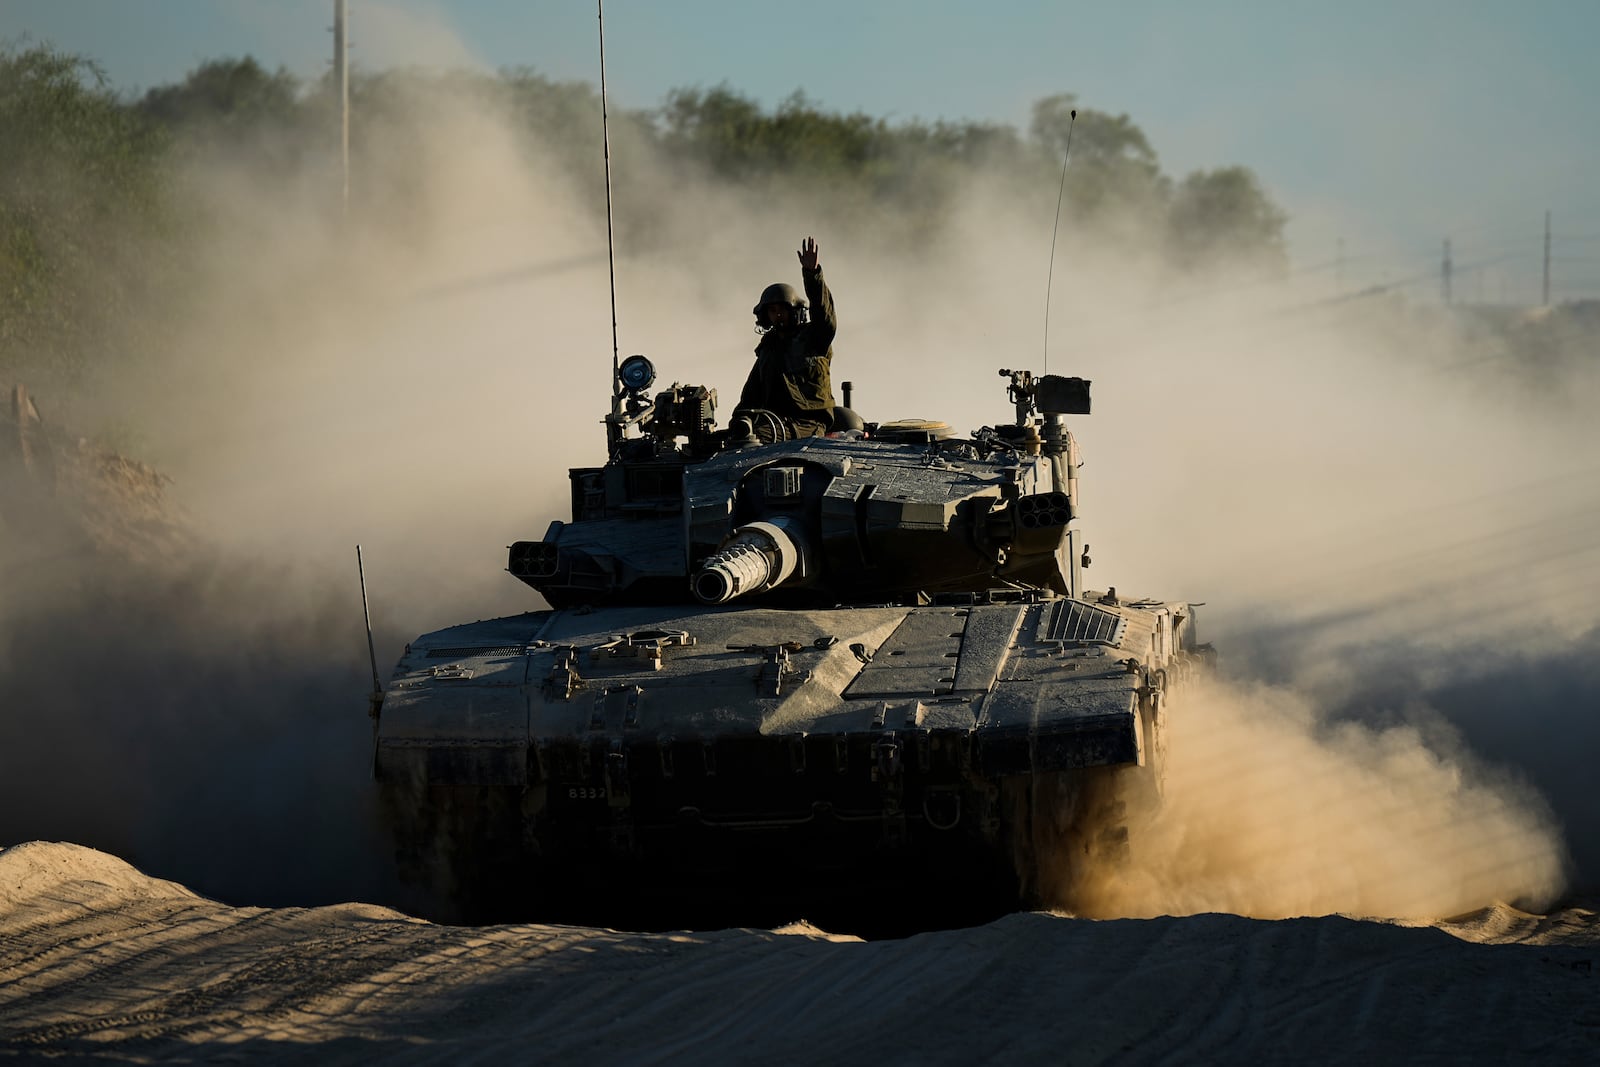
373, 361, 1213, 933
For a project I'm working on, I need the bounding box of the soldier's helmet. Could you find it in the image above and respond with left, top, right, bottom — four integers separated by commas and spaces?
753, 282, 809, 327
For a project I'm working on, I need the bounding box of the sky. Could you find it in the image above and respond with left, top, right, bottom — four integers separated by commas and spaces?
5, 0, 1599, 302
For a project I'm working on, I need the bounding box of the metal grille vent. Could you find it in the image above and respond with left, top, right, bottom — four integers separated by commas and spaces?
1041, 600, 1126, 646
425, 646, 526, 659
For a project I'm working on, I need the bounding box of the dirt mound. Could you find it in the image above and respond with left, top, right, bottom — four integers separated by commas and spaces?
1, 840, 1596, 1063
0, 381, 193, 567
0, 840, 198, 912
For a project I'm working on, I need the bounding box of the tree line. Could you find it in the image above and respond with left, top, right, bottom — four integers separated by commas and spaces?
0, 44, 1288, 392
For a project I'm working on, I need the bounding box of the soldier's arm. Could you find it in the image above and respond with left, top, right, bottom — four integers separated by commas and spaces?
802, 267, 836, 352
796, 236, 836, 354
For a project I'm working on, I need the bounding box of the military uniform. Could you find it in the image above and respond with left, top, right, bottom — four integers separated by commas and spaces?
738, 266, 837, 438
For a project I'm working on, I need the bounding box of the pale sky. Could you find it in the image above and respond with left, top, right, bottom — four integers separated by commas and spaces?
6, 0, 1598, 302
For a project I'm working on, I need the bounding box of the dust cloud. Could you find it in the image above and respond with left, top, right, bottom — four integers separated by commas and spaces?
2, 38, 1597, 919
1054, 675, 1569, 920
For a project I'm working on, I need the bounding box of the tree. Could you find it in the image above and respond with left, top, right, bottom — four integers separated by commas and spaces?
0, 45, 168, 384
1166, 166, 1287, 274
1030, 94, 1156, 172
138, 57, 300, 133
1029, 93, 1168, 225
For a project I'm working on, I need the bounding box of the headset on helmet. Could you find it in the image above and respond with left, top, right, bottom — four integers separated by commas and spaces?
753, 282, 809, 331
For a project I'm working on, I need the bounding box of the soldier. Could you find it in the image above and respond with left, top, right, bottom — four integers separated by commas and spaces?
737, 236, 837, 438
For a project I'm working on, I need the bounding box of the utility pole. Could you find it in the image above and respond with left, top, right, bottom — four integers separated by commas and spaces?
1542, 209, 1552, 306
334, 0, 349, 214
1336, 236, 1344, 293
1441, 238, 1452, 305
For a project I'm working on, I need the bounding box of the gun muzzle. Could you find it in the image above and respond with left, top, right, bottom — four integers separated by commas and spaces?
692, 518, 808, 604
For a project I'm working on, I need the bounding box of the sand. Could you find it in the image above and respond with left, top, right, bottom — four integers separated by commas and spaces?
1, 841, 1594, 1064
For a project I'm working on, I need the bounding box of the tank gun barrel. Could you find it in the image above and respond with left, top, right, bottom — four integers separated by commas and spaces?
692, 518, 809, 604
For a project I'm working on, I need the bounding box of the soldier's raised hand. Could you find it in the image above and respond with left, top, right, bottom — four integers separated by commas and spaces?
798, 236, 820, 272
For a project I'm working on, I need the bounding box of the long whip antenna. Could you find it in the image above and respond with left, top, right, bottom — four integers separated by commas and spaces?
1042, 108, 1077, 375
356, 545, 382, 720
598, 0, 621, 396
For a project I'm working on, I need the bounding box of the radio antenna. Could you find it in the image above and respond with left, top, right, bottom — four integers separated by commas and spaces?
1042, 108, 1077, 375
597, 0, 621, 397
356, 545, 383, 721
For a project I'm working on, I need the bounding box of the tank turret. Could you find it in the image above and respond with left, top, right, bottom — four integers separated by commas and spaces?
510, 358, 1094, 610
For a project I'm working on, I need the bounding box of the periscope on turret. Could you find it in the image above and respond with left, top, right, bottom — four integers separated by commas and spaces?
372, 359, 1213, 932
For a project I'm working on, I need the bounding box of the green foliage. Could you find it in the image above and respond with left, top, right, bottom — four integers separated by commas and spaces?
138, 57, 300, 133
661, 88, 895, 180
652, 85, 1288, 263
660, 85, 1027, 190
1030, 93, 1171, 224
498, 65, 610, 164
1167, 166, 1287, 273
0, 44, 170, 385
1031, 93, 1157, 172
0, 43, 1293, 396
657, 86, 1053, 248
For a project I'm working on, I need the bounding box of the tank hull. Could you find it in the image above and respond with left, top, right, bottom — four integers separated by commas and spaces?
376, 595, 1205, 931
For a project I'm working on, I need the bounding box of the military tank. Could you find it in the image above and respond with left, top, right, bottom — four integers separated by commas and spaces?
373, 360, 1212, 932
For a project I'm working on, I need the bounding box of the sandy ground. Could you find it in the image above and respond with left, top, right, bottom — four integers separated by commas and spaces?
0, 842, 1594, 1064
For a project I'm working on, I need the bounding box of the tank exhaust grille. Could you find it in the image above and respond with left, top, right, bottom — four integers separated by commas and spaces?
1040, 600, 1126, 646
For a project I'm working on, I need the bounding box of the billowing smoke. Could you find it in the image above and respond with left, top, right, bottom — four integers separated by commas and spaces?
2, 27, 1596, 919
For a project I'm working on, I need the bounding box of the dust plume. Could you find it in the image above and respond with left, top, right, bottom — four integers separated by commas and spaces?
887, 182, 1598, 917
1009, 284, 1599, 917
1053, 674, 1569, 920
